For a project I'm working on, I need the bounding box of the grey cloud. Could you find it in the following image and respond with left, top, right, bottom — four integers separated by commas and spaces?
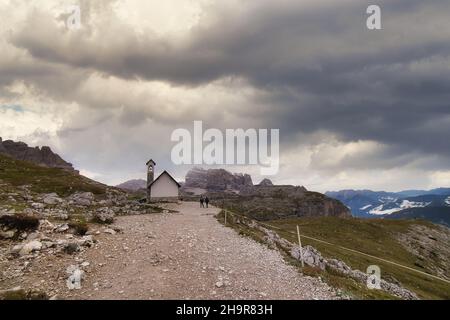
2, 0, 450, 187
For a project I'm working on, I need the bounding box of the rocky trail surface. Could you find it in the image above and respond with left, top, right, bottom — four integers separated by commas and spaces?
64, 202, 335, 300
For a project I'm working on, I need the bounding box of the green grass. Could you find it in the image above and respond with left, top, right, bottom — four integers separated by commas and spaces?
270, 217, 450, 299
217, 211, 450, 300
0, 154, 106, 197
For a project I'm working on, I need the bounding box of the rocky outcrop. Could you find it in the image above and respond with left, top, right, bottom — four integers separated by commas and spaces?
183, 167, 350, 219
184, 168, 253, 192
224, 186, 351, 220
258, 178, 273, 186
0, 137, 75, 171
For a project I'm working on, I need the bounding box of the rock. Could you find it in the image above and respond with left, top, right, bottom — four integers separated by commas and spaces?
69, 192, 95, 206
78, 235, 95, 247
38, 219, 55, 232
93, 210, 115, 224
0, 230, 15, 239
41, 240, 56, 249
26, 232, 40, 240
54, 223, 69, 233
215, 281, 224, 288
19, 240, 43, 255
23, 208, 36, 215
31, 203, 45, 210
11, 244, 24, 254
42, 193, 63, 205
104, 228, 116, 235
63, 242, 80, 254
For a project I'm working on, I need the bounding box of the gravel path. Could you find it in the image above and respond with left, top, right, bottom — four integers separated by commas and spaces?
66, 202, 336, 300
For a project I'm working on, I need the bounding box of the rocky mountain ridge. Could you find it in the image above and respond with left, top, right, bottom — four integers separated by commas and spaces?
182, 168, 351, 220
0, 138, 75, 172
183, 167, 253, 193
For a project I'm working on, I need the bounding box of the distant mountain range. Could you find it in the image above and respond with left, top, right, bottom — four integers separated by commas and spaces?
326, 189, 450, 226
115, 179, 146, 191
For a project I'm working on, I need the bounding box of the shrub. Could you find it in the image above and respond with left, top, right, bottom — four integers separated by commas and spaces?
69, 221, 89, 236
0, 215, 39, 231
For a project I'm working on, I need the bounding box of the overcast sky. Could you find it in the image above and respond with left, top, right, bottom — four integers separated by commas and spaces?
1, 0, 450, 192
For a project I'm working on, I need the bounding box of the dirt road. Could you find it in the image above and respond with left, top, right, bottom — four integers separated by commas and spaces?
65, 202, 336, 300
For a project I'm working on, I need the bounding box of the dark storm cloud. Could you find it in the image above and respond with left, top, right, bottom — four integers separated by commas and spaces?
6, 0, 450, 174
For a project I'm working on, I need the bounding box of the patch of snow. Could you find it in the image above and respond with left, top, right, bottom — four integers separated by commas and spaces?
369, 200, 430, 215
360, 204, 372, 210
378, 196, 397, 203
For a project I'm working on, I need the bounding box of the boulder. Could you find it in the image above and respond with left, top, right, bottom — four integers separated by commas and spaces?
42, 193, 63, 205
63, 242, 80, 254
69, 192, 95, 206
19, 240, 43, 255
54, 223, 69, 233
104, 228, 116, 235
291, 245, 327, 270
92, 210, 115, 224
0, 230, 16, 239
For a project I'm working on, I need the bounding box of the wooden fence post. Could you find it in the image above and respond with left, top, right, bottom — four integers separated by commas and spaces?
297, 225, 305, 268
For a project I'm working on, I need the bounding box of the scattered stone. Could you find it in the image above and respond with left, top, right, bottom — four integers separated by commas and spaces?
63, 242, 80, 254
93, 210, 115, 224
104, 228, 116, 235
19, 240, 43, 255
26, 232, 40, 241
55, 223, 69, 233
69, 192, 94, 206
43, 193, 63, 205
0, 229, 15, 239
31, 203, 45, 210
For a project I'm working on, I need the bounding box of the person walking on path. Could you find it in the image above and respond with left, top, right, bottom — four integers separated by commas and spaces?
200, 196, 204, 208
205, 196, 210, 208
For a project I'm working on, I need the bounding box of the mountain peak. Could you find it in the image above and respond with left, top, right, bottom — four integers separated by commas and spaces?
0, 138, 75, 171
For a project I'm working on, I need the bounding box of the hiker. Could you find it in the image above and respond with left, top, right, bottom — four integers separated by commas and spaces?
205, 196, 210, 208
200, 196, 204, 208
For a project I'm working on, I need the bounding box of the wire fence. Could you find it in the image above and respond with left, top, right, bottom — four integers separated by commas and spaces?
221, 208, 450, 286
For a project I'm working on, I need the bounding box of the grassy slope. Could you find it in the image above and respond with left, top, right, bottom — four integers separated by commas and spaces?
269, 217, 450, 299
0, 154, 106, 197
217, 211, 450, 299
